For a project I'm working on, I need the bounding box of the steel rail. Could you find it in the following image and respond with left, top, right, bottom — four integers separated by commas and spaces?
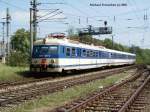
53, 68, 148, 112
119, 73, 150, 112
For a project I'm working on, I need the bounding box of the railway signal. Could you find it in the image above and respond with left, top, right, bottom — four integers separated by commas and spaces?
78, 26, 112, 36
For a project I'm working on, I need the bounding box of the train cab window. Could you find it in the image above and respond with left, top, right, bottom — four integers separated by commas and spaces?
66, 48, 71, 57
49, 46, 58, 54
72, 48, 76, 57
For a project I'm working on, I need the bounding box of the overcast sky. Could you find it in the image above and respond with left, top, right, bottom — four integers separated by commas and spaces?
0, 0, 150, 48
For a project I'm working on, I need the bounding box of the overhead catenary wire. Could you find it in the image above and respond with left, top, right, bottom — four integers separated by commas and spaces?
0, 0, 28, 11
38, 11, 63, 22
38, 9, 59, 19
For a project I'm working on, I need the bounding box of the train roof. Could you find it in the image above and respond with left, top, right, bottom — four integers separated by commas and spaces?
34, 37, 135, 56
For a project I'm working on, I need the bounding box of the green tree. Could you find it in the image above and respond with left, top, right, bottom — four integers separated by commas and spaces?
11, 28, 30, 54
9, 28, 30, 66
103, 38, 113, 49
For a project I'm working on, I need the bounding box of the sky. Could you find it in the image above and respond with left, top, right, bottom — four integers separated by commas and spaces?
0, 0, 150, 48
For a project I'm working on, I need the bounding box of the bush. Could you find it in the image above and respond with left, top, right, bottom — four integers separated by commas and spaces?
7, 51, 29, 67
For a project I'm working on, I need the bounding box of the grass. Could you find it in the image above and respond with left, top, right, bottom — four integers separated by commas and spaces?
7, 70, 134, 112
0, 64, 28, 81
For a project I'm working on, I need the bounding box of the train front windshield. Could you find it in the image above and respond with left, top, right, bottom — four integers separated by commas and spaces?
32, 45, 58, 58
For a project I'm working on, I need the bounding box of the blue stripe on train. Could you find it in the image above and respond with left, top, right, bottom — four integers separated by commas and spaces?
32, 45, 135, 59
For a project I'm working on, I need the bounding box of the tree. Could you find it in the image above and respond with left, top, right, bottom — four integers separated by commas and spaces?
9, 28, 30, 66
103, 38, 112, 49
11, 28, 30, 54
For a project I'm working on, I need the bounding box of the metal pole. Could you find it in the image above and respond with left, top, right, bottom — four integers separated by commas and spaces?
6, 8, 10, 56
32, 0, 38, 41
30, 8, 33, 59
2, 22, 6, 63
0, 22, 6, 63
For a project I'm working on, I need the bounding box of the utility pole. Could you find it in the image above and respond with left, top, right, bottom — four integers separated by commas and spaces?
0, 22, 6, 63
79, 17, 81, 24
30, 8, 33, 59
1, 22, 6, 63
30, 0, 39, 60
31, 0, 38, 41
30, 0, 39, 63
2, 22, 5, 54
6, 8, 11, 56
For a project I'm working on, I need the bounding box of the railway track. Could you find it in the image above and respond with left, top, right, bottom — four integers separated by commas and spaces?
0, 66, 136, 92
0, 66, 136, 111
52, 67, 149, 112
0, 66, 136, 89
0, 77, 54, 89
122, 73, 150, 112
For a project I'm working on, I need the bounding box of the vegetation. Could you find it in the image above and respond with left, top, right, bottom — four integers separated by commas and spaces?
7, 70, 132, 112
11, 28, 30, 54
0, 63, 28, 81
9, 28, 30, 66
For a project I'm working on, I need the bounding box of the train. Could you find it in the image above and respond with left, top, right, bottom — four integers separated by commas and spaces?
30, 35, 136, 73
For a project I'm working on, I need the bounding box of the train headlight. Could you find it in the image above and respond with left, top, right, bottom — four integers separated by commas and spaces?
51, 59, 55, 64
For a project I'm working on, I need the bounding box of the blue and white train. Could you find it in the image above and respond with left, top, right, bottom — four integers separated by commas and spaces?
30, 36, 136, 72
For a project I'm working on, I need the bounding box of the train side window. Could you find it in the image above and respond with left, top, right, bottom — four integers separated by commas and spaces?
87, 50, 90, 57
72, 48, 76, 57
99, 51, 101, 58
96, 51, 98, 57
99, 51, 104, 58
111, 53, 115, 59
101, 52, 104, 58
82, 49, 86, 57
93, 51, 96, 57
90, 51, 93, 57
66, 48, 71, 57
127, 55, 129, 59
106, 52, 109, 58
77, 48, 81, 57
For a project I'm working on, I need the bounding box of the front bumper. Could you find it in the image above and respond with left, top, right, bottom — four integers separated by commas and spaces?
30, 64, 62, 72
